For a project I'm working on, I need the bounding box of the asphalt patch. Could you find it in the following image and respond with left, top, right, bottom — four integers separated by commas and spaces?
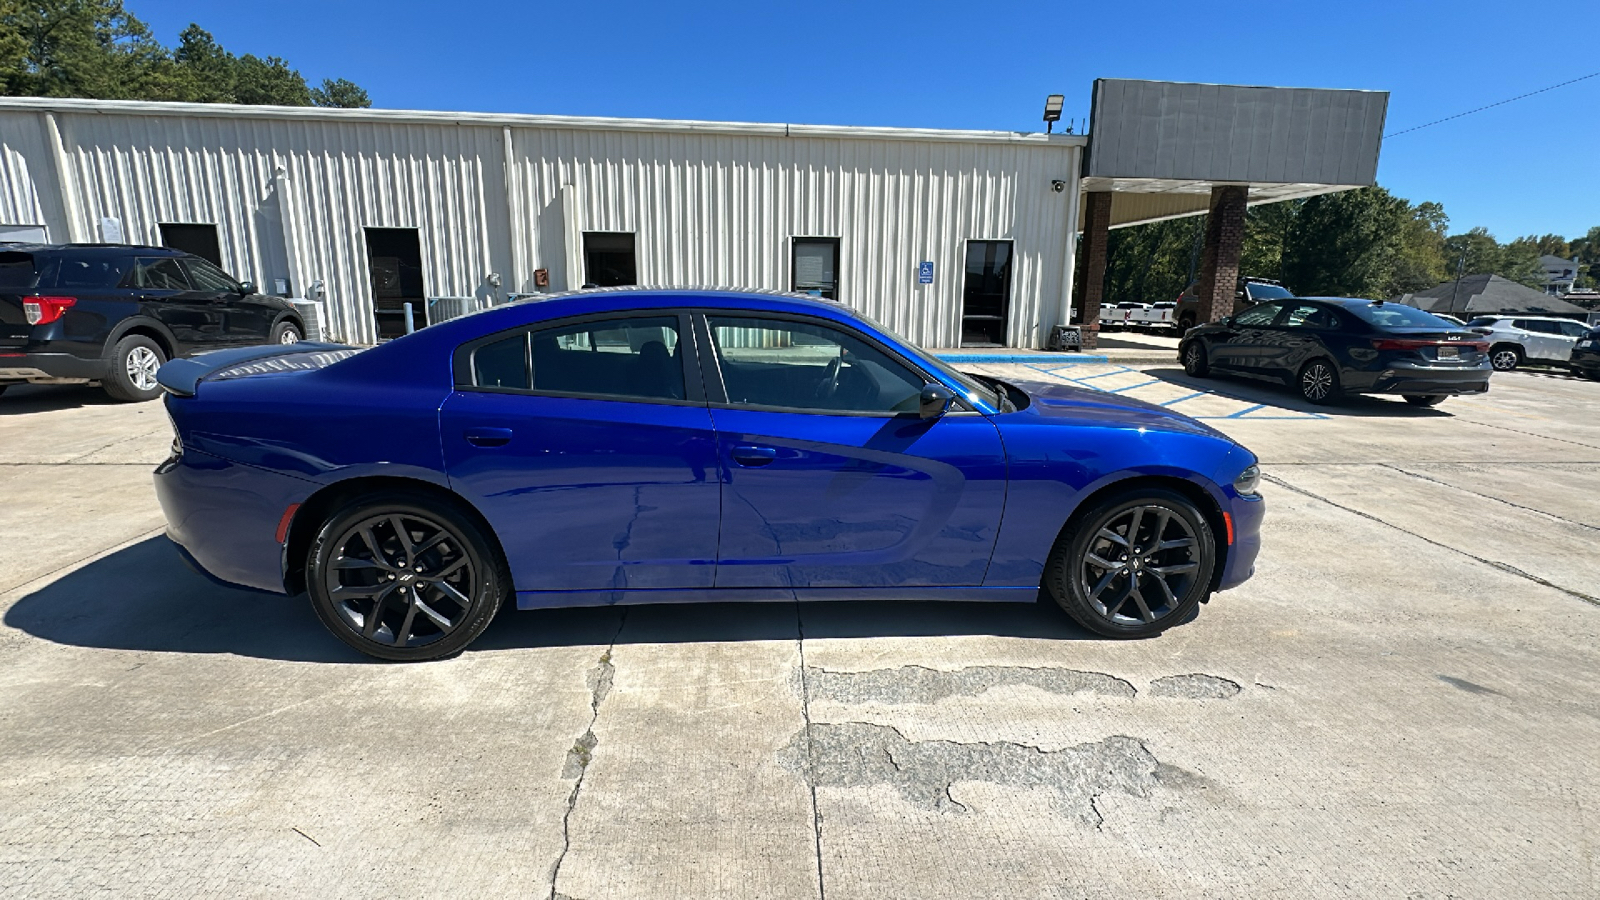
1147, 673, 1242, 699
803, 664, 1136, 705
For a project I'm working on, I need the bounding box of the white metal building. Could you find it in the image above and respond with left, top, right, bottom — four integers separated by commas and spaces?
0, 98, 1087, 348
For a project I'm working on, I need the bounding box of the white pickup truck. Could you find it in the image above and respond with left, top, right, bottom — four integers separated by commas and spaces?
1100, 301, 1177, 331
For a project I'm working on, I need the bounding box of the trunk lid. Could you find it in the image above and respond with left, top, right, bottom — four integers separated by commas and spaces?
0, 251, 42, 348
157, 342, 362, 396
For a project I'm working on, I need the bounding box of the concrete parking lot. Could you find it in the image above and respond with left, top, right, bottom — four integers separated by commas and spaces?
2, 362, 1598, 899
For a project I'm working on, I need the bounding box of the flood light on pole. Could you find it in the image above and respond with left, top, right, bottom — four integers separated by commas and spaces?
1043, 94, 1064, 133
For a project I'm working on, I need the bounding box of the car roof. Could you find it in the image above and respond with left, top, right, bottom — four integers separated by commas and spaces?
0, 242, 181, 256
501, 285, 854, 319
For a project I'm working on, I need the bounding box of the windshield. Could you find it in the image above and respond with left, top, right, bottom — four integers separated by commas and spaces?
1245, 283, 1293, 302
1346, 302, 1463, 329
847, 308, 1001, 410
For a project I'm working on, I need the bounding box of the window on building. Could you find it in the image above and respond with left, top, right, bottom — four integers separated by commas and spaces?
791, 238, 840, 299
159, 223, 223, 267
582, 233, 637, 287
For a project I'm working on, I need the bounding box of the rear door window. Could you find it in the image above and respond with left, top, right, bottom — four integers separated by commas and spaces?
1281, 304, 1339, 329
467, 315, 687, 402
1233, 303, 1282, 327
134, 258, 193, 291
53, 255, 131, 289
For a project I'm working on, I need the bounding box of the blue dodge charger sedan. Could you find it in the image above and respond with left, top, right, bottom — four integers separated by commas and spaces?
154, 289, 1263, 661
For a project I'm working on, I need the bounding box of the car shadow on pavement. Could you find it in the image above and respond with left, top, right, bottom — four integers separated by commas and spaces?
6, 537, 1103, 663
1145, 367, 1457, 418
0, 383, 133, 414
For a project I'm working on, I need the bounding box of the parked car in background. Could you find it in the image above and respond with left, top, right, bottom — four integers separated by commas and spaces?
1463, 315, 1592, 372
1175, 276, 1293, 332
154, 288, 1264, 661
1570, 323, 1600, 379
0, 243, 304, 401
1100, 300, 1170, 331
1179, 298, 1491, 406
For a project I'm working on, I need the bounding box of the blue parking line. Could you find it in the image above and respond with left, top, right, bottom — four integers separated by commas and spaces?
1106, 379, 1159, 393
1160, 391, 1206, 407
1225, 404, 1266, 418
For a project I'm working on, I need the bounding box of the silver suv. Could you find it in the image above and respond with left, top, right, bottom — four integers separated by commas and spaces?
1465, 315, 1593, 371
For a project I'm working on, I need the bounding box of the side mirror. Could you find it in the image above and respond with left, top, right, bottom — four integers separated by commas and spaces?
1219, 315, 1233, 327
237, 281, 255, 294
919, 383, 956, 419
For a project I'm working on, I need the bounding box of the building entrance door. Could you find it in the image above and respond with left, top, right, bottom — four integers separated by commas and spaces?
961, 240, 1012, 346
365, 227, 425, 340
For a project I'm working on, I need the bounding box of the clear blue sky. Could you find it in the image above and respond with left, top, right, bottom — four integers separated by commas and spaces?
138, 0, 1597, 245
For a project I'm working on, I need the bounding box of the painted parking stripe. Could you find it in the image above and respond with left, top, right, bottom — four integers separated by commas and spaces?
1160, 391, 1207, 407
1106, 379, 1160, 393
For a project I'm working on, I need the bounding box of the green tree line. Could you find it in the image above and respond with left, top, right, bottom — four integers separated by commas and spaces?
1101, 186, 1600, 308
1, 0, 369, 107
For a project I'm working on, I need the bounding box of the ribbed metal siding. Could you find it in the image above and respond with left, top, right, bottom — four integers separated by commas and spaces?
515, 129, 1078, 348
1, 106, 1079, 348
0, 114, 61, 232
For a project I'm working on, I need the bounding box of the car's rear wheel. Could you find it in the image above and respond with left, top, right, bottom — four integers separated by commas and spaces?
272, 320, 302, 344
103, 335, 166, 402
1403, 395, 1446, 407
1489, 344, 1522, 372
307, 494, 505, 661
1181, 341, 1210, 377
1297, 359, 1340, 405
1044, 488, 1216, 638
1177, 313, 1196, 332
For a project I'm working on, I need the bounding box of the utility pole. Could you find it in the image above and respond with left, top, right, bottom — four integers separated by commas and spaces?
1449, 249, 1467, 316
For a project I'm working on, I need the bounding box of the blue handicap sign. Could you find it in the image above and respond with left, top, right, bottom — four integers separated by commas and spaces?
918, 261, 934, 284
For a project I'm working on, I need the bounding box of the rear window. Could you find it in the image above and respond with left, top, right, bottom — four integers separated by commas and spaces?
1345, 303, 1459, 329
55, 256, 132, 289
1244, 283, 1293, 302
1465, 317, 1499, 327
0, 252, 38, 289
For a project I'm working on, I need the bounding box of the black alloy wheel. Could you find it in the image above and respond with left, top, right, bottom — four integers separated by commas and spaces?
1403, 395, 1446, 407
1045, 488, 1216, 638
307, 494, 504, 661
1489, 345, 1522, 372
1181, 341, 1210, 377
1298, 359, 1340, 405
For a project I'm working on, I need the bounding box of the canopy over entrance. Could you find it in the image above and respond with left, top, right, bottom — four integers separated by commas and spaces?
1071, 79, 1389, 348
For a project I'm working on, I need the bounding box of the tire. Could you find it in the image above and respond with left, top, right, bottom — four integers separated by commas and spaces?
1403, 395, 1445, 407
1489, 344, 1522, 372
102, 334, 166, 402
1297, 359, 1340, 405
1044, 487, 1216, 638
271, 320, 303, 344
1181, 341, 1210, 377
306, 492, 506, 661
1177, 314, 1196, 333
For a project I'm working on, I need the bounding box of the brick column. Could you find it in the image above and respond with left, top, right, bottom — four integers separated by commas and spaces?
1072, 191, 1113, 351
1196, 185, 1248, 324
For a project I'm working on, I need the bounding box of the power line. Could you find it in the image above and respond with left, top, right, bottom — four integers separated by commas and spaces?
1385, 70, 1600, 138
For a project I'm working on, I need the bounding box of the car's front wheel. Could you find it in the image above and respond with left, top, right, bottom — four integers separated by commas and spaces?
103, 334, 166, 402
1044, 488, 1217, 638
1298, 359, 1340, 405
271, 320, 302, 344
307, 493, 506, 661
1181, 341, 1210, 377
1403, 394, 1446, 407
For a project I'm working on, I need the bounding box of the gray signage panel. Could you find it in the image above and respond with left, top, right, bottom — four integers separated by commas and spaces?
1087, 80, 1388, 186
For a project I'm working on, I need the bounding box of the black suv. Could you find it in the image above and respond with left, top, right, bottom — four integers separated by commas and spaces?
0, 244, 305, 402
1175, 276, 1294, 332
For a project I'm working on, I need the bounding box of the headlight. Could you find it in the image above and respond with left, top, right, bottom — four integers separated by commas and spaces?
1233, 464, 1260, 496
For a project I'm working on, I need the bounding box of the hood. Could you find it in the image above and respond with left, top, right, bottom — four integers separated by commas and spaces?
1006, 378, 1233, 442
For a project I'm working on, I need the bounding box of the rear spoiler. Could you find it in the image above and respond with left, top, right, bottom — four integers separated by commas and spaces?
157, 342, 357, 397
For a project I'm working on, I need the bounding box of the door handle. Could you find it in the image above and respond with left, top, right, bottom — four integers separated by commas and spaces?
464, 427, 513, 448
731, 445, 777, 466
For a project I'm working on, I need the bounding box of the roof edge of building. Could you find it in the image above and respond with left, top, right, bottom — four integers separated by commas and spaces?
0, 96, 1088, 147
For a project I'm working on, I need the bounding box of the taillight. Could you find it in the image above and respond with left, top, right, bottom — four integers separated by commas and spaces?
23, 296, 76, 326
1371, 338, 1488, 351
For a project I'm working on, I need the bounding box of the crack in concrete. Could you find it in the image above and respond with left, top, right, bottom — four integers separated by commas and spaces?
1380, 464, 1600, 534
1264, 473, 1600, 607
1147, 674, 1242, 700
781, 722, 1198, 826
794, 603, 827, 900
802, 664, 1136, 705
547, 611, 627, 900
